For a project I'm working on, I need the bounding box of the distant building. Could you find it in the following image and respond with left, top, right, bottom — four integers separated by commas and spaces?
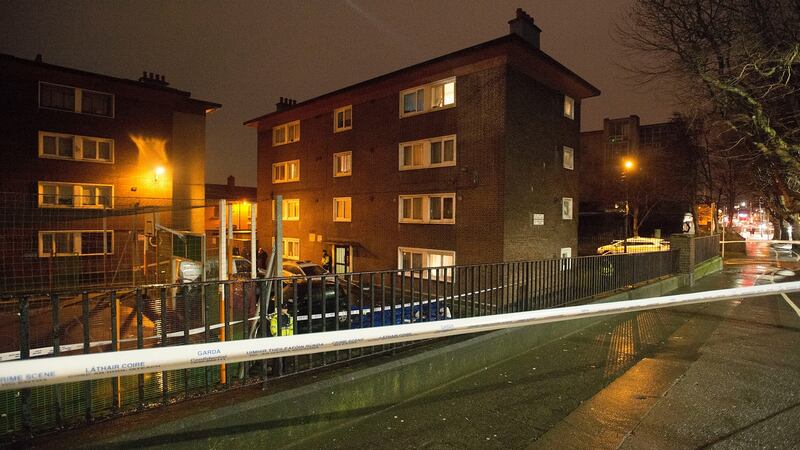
579, 115, 688, 248
205, 175, 256, 257
0, 53, 219, 292
246, 9, 599, 273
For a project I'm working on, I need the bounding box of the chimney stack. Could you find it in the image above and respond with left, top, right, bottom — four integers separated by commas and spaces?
276, 97, 297, 112
227, 175, 236, 188
508, 8, 541, 49
138, 71, 170, 87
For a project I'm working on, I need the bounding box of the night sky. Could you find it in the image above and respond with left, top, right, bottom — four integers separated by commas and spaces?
1, 0, 676, 186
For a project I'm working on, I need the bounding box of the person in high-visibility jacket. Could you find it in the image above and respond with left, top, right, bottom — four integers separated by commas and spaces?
269, 311, 294, 336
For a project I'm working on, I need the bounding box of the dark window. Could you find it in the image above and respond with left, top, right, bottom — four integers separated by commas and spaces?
81, 90, 113, 116
40, 83, 75, 111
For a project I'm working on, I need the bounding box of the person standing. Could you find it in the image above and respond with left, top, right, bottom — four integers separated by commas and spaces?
257, 247, 267, 270
321, 249, 332, 273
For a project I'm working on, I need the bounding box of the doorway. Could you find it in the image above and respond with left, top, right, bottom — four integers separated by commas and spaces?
333, 244, 350, 274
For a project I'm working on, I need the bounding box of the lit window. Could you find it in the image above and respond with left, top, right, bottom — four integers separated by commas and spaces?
399, 77, 456, 118
272, 237, 300, 260
564, 95, 575, 120
333, 151, 352, 177
333, 197, 352, 222
398, 193, 455, 224
271, 198, 299, 221
272, 159, 300, 183
562, 197, 573, 220
38, 182, 113, 209
39, 230, 113, 257
563, 146, 574, 170
272, 120, 300, 146
398, 247, 455, 280
399, 135, 456, 170
39, 131, 114, 162
39, 82, 114, 117
334, 105, 352, 132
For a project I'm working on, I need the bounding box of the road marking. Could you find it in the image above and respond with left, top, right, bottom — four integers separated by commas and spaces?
780, 293, 800, 318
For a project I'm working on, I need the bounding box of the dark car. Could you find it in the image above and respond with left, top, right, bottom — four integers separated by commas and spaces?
261, 277, 355, 335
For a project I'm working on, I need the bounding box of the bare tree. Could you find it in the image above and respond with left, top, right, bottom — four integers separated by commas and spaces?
618, 0, 800, 229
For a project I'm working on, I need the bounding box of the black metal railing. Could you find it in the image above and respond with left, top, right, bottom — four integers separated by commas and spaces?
695, 234, 721, 264
0, 250, 678, 439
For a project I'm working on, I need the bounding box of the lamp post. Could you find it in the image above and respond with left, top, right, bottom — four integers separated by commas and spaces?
622, 159, 635, 254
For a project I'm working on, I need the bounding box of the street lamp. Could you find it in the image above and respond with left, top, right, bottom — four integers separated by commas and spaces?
622, 158, 636, 253
154, 166, 165, 183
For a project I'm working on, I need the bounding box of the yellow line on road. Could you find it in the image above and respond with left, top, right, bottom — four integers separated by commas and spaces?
780, 293, 800, 318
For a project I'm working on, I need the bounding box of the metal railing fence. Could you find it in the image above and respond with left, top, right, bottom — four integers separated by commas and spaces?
0, 250, 678, 439
695, 234, 721, 264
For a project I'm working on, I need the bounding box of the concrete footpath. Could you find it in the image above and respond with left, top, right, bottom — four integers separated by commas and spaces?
26, 263, 800, 449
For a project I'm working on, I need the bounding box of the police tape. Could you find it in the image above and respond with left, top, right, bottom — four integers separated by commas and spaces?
0, 281, 518, 362
2, 280, 799, 391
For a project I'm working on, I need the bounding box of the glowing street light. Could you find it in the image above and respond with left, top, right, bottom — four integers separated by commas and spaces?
154, 166, 165, 182
622, 157, 637, 252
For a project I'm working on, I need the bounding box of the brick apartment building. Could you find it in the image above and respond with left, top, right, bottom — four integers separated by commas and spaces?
0, 53, 219, 292
205, 175, 257, 257
247, 10, 599, 273
579, 115, 690, 248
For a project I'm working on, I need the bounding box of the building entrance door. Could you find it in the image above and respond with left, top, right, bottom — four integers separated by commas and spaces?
333, 245, 350, 273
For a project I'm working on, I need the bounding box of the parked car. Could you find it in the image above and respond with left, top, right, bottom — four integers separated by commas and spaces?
259, 277, 355, 335
596, 237, 670, 255
281, 260, 328, 278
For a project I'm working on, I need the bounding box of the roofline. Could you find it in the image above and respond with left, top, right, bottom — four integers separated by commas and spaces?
1, 53, 221, 109
244, 34, 600, 126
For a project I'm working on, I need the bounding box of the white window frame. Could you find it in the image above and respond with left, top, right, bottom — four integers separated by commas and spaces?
38, 82, 115, 118
272, 237, 300, 260
333, 151, 352, 177
333, 105, 352, 132
562, 197, 573, 220
272, 159, 300, 183
399, 77, 456, 118
39, 131, 114, 163
563, 146, 574, 170
272, 120, 300, 146
564, 95, 575, 120
271, 198, 299, 221
333, 197, 352, 222
399, 135, 457, 170
38, 230, 114, 257
398, 193, 456, 224
397, 246, 456, 280
38, 181, 114, 209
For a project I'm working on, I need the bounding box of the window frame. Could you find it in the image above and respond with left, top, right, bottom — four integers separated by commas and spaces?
398, 193, 456, 224
333, 197, 352, 222
333, 105, 352, 133
38, 131, 114, 163
397, 246, 456, 280
272, 120, 301, 146
38, 82, 115, 118
333, 151, 352, 177
562, 197, 574, 220
38, 230, 114, 257
563, 145, 574, 170
271, 198, 300, 221
272, 159, 300, 184
399, 135, 457, 170
38, 181, 114, 209
272, 237, 300, 260
564, 95, 575, 120
399, 77, 456, 118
